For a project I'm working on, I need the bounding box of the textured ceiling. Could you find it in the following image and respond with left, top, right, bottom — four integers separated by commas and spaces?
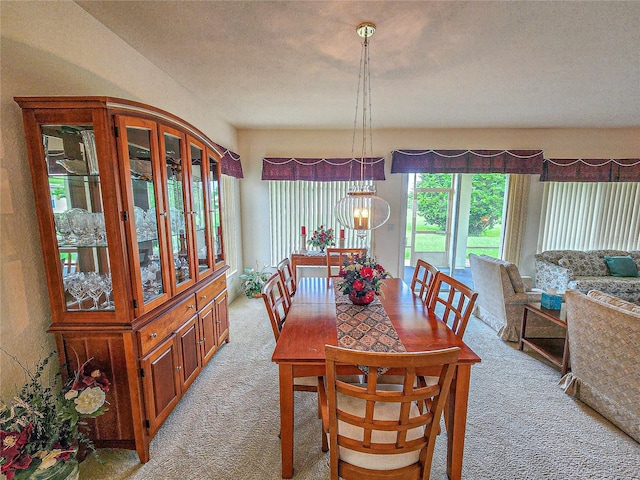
76, 1, 640, 130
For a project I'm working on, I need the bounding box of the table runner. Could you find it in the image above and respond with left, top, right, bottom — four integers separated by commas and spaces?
335, 302, 407, 374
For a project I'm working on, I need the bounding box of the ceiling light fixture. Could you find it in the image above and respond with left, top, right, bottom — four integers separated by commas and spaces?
334, 22, 390, 239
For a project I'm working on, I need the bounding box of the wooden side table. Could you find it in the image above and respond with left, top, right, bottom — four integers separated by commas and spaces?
519, 303, 570, 375
290, 251, 327, 282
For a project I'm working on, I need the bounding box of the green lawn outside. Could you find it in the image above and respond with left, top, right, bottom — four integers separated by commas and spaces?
405, 216, 501, 260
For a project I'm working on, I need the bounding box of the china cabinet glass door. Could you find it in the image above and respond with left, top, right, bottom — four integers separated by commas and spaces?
116, 116, 170, 313
43, 124, 113, 312
206, 149, 224, 266
189, 139, 213, 279
161, 127, 195, 293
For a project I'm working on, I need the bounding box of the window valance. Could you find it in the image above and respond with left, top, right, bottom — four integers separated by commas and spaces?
262, 157, 385, 182
214, 143, 243, 178
390, 149, 543, 175
541, 158, 640, 182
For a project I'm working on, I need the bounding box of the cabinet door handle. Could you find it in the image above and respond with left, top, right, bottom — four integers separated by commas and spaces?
176, 365, 182, 371
158, 212, 167, 217
200, 295, 207, 300
150, 333, 158, 338
188, 304, 195, 310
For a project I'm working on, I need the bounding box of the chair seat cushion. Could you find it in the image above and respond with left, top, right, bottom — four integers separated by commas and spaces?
334, 384, 424, 471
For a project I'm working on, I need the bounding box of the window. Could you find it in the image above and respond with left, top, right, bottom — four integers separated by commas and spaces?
268, 181, 371, 265
538, 182, 640, 251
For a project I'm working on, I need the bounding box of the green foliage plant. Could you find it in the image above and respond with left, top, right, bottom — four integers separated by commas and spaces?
239, 263, 270, 298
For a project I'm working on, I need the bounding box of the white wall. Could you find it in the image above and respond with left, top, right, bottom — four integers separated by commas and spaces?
238, 127, 640, 279
0, 1, 236, 395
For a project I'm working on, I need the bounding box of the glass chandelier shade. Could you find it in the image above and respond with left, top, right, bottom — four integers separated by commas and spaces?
334, 184, 390, 238
334, 22, 390, 239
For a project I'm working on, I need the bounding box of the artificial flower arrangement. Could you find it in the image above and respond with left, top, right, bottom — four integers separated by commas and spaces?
337, 254, 391, 305
1, 350, 110, 480
307, 225, 335, 251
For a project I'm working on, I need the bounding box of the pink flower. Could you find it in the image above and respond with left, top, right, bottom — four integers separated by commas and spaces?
353, 279, 365, 291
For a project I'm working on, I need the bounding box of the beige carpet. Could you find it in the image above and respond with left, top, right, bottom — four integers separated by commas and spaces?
80, 294, 640, 479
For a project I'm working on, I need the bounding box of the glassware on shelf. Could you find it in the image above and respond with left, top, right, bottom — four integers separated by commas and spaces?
101, 273, 114, 310
54, 213, 74, 244
65, 273, 89, 310
64, 272, 114, 311
85, 272, 105, 310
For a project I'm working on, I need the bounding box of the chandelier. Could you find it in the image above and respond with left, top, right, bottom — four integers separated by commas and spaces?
334, 22, 390, 239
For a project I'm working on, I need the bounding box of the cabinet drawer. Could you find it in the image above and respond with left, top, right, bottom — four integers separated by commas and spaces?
138, 295, 197, 355
195, 275, 226, 310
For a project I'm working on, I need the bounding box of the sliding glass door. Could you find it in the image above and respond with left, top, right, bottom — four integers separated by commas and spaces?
405, 173, 506, 282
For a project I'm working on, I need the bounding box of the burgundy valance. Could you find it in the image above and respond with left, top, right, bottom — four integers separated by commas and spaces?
391, 150, 543, 175
214, 143, 243, 178
541, 158, 640, 182
262, 157, 385, 182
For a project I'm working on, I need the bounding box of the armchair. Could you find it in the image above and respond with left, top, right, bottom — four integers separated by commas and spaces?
469, 254, 564, 342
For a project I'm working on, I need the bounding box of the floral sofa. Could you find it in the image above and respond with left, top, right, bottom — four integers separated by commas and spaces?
560, 290, 640, 443
469, 254, 564, 342
534, 249, 640, 303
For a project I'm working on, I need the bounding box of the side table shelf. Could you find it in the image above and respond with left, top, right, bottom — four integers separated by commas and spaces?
519, 303, 570, 375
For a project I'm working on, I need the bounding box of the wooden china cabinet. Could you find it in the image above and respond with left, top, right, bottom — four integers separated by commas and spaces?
15, 97, 230, 463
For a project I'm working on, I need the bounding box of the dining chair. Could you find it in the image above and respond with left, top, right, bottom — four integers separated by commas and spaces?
276, 257, 296, 299
428, 272, 478, 339
326, 248, 367, 279
318, 345, 461, 480
410, 259, 440, 306
261, 272, 292, 342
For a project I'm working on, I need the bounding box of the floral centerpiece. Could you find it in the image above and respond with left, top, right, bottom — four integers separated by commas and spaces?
307, 225, 335, 252
1, 350, 110, 480
337, 255, 391, 305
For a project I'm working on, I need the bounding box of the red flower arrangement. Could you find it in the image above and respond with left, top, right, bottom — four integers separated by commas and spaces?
307, 225, 335, 251
337, 255, 390, 305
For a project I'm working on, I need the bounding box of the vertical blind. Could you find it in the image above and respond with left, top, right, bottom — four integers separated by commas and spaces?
269, 181, 371, 266
538, 182, 640, 251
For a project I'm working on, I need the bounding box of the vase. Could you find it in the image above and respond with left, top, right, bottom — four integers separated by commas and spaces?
25, 459, 79, 480
319, 246, 325, 253
349, 290, 374, 306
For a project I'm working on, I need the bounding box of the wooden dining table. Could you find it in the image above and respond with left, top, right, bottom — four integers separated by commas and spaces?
271, 277, 481, 479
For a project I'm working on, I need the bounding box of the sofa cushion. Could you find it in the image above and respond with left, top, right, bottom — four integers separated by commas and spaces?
587, 290, 640, 314
604, 255, 639, 277
557, 251, 609, 276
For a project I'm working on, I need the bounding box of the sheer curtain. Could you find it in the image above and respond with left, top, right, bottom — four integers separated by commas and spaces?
221, 175, 239, 276
538, 182, 640, 251
501, 175, 531, 265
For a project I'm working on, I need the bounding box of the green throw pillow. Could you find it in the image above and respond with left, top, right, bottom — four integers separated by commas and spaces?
604, 255, 639, 277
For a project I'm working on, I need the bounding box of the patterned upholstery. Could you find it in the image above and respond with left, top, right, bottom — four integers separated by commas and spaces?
469, 254, 564, 342
535, 250, 640, 303
560, 290, 640, 443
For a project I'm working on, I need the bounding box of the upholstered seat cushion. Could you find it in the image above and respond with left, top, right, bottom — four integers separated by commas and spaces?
333, 384, 424, 470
